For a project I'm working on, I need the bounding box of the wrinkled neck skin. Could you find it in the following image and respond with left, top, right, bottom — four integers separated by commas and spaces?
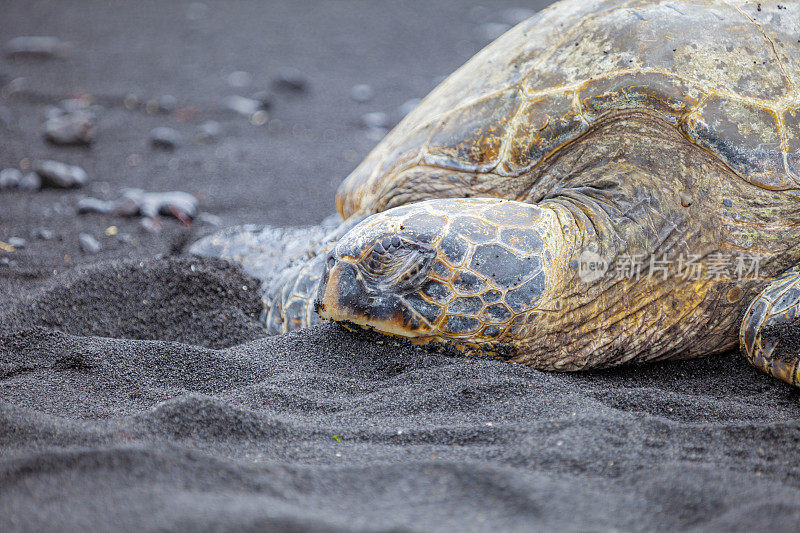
516, 113, 800, 370
323, 113, 800, 371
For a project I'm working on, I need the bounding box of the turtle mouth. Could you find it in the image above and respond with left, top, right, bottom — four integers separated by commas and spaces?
314, 243, 438, 337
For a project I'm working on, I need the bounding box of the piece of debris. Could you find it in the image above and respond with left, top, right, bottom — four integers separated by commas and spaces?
0, 168, 21, 190
33, 160, 88, 188
149, 126, 182, 150
78, 233, 101, 254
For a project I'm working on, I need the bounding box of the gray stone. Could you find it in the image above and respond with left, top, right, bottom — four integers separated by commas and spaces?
18, 172, 42, 191
78, 233, 101, 254
7, 237, 26, 249
5, 36, 68, 58
0, 168, 21, 190
223, 95, 260, 116
196, 121, 222, 143
77, 197, 114, 214
350, 84, 374, 103
34, 160, 88, 188
150, 126, 182, 150
44, 110, 97, 145
362, 111, 390, 129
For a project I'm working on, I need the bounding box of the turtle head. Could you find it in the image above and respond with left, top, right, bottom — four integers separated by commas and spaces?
315, 198, 556, 348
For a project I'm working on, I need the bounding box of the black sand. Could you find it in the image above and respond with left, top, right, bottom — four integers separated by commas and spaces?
1, 2, 800, 531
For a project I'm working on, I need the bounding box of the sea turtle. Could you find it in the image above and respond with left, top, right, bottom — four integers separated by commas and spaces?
192, 0, 800, 387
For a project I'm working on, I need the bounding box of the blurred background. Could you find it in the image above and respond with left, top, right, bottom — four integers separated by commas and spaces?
0, 1, 553, 230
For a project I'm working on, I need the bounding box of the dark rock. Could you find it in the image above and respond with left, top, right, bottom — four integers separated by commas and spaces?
78, 233, 101, 254
33, 160, 88, 188
0, 168, 21, 190
150, 127, 182, 150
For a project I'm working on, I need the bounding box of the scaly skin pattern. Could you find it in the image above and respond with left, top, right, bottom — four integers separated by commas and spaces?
314, 0, 800, 381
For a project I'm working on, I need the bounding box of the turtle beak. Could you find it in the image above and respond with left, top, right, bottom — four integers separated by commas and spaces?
315, 252, 432, 337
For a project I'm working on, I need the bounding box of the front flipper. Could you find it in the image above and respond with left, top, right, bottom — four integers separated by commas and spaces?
740, 266, 800, 387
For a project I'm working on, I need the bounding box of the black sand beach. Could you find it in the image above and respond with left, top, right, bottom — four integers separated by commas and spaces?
2, 2, 800, 531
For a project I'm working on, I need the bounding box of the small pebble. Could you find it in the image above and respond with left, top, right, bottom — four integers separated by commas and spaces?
78, 233, 101, 254
43, 110, 97, 145
196, 212, 222, 226
196, 120, 222, 143
157, 94, 178, 113
5, 36, 68, 58
227, 70, 252, 88
150, 127, 182, 150
364, 126, 388, 142
362, 111, 390, 129
272, 69, 308, 94
224, 95, 260, 116
34, 160, 88, 188
121, 188, 199, 219
477, 22, 511, 42
350, 84, 374, 103
250, 90, 273, 110
8, 237, 26, 249
0, 168, 21, 190
399, 98, 422, 117
33, 228, 54, 240
18, 172, 42, 191
140, 217, 162, 234
77, 197, 114, 214
502, 7, 536, 25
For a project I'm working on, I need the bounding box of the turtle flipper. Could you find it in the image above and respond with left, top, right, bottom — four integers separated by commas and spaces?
740, 266, 800, 387
189, 215, 365, 334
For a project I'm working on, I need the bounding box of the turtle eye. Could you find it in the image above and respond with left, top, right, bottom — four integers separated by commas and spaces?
359, 239, 436, 293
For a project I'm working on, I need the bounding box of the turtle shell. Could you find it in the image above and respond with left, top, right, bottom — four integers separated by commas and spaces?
336, 0, 800, 219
